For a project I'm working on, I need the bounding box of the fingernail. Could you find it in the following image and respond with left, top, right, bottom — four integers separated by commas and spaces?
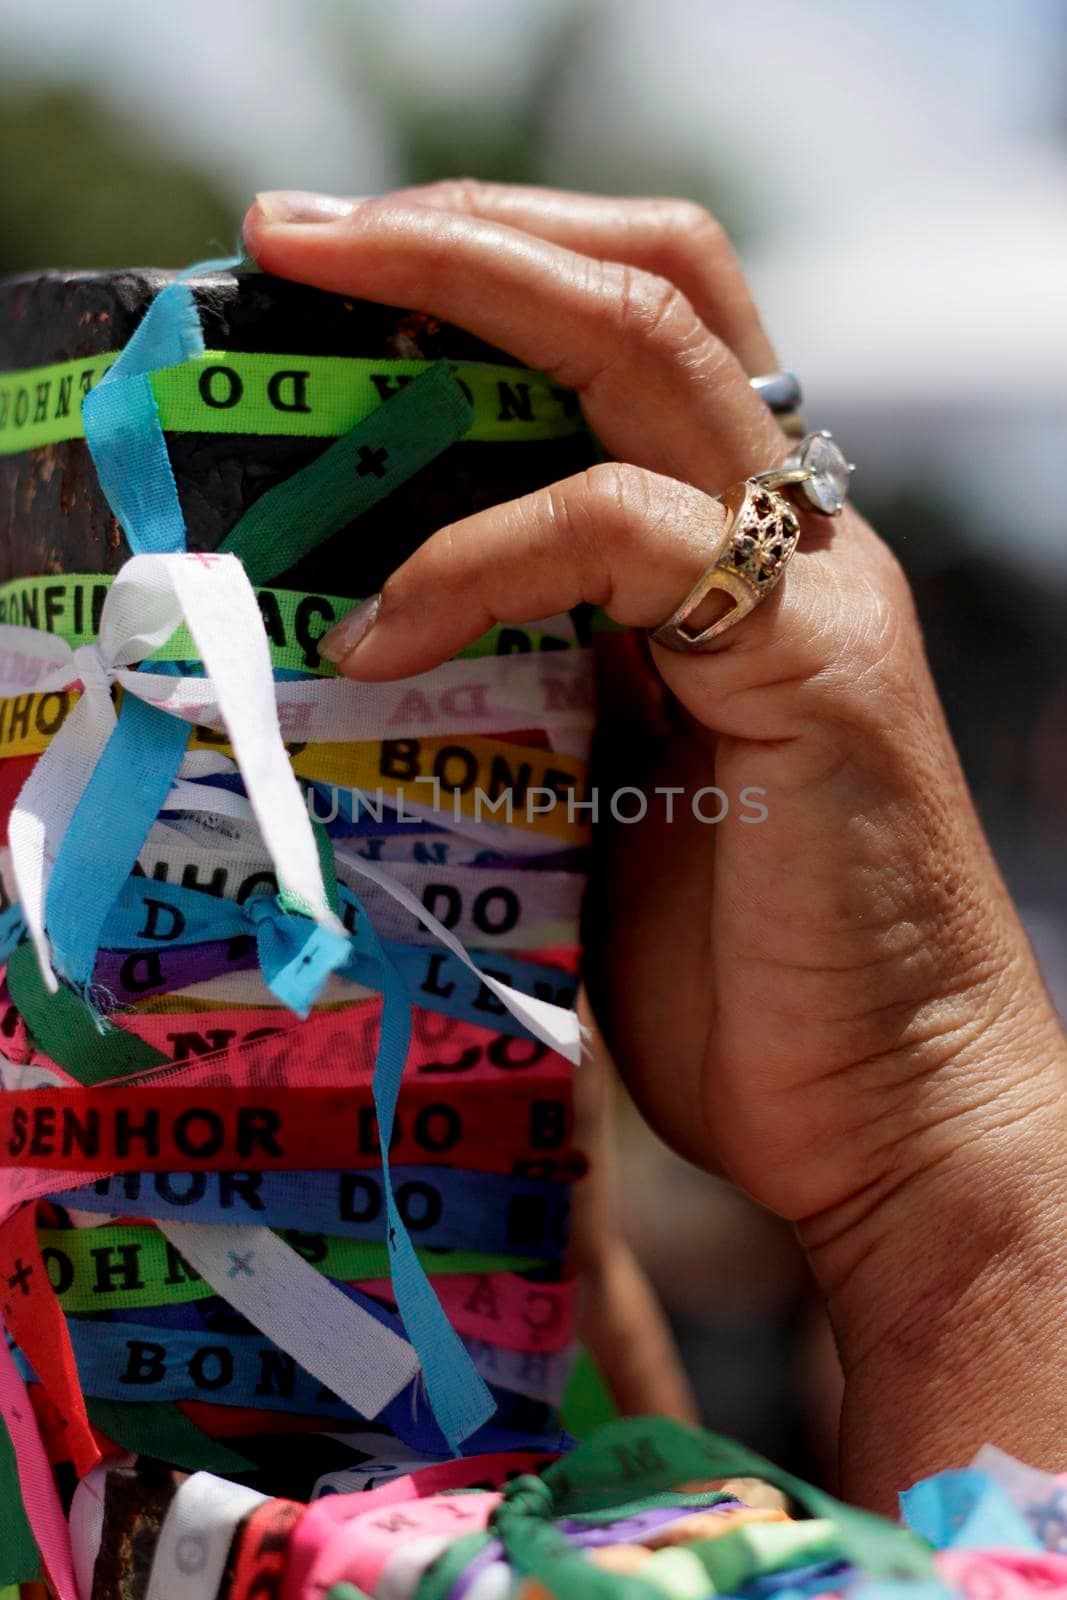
318, 595, 380, 664
253, 190, 361, 225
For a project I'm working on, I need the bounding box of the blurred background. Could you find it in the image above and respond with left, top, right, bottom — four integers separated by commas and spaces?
2, 0, 1065, 1490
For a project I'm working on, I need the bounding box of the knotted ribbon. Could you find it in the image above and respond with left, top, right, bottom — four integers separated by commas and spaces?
0, 264, 588, 1591
4, 550, 349, 999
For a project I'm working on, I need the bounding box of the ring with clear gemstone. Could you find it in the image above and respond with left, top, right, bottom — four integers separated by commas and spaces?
650, 436, 853, 651
755, 430, 854, 516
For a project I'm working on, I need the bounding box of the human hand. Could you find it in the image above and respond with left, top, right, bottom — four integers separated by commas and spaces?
244, 183, 1067, 1499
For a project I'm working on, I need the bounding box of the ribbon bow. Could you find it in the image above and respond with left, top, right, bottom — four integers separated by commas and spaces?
1, 550, 347, 995
0, 554, 587, 1464
0, 261, 589, 1515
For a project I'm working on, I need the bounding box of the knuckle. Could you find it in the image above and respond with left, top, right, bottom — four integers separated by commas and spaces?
613, 264, 693, 347
542, 474, 601, 556
421, 175, 500, 215
583, 460, 651, 521
578, 462, 660, 558
553, 261, 715, 390
625, 199, 736, 288
657, 197, 730, 256
617, 265, 684, 337
541, 480, 581, 544
538, 464, 713, 608
536, 465, 647, 581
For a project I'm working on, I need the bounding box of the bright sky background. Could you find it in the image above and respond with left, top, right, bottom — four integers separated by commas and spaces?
2, 0, 1065, 557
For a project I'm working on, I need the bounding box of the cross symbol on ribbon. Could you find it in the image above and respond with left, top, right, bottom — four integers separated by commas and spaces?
226, 1250, 255, 1278
6, 1258, 33, 1296
356, 444, 389, 479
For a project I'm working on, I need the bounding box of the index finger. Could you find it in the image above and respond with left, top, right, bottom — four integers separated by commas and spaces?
243, 198, 786, 495
378, 180, 779, 375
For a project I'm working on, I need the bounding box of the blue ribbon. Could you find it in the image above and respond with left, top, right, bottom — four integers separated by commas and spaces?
47, 255, 245, 995
85, 874, 575, 1037
89, 875, 362, 1018
46, 683, 191, 991
37, 254, 499, 1453
51, 1167, 570, 1260
900, 1468, 1041, 1551
55, 879, 349, 1020
349, 881, 496, 1452
12, 1316, 566, 1459
81, 257, 237, 557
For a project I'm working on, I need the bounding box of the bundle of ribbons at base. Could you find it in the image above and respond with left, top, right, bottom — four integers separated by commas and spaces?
0, 264, 1058, 1600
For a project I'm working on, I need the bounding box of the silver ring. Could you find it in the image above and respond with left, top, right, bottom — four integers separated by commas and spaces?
756, 429, 854, 516
750, 370, 803, 415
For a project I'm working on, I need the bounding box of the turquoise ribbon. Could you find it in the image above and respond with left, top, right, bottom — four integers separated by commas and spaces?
900, 1469, 1041, 1551
241, 897, 351, 1017
10, 874, 574, 1041
0, 901, 26, 964
46, 682, 191, 992
31, 256, 495, 1452
81, 258, 235, 556
350, 881, 495, 1452
47, 255, 244, 994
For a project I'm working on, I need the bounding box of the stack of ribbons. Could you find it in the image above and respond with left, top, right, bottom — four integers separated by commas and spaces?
8, 1408, 1067, 1600
0, 260, 613, 1596
0, 263, 1053, 1600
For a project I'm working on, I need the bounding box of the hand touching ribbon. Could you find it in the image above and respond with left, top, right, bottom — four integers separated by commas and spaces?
245, 181, 1067, 1505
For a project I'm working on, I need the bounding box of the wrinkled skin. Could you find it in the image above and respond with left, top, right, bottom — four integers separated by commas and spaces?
245, 182, 1067, 1507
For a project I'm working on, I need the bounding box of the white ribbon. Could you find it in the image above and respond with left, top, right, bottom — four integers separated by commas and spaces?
154, 1221, 421, 1421
135, 815, 583, 951
0, 551, 587, 1063
2, 551, 346, 990
144, 1472, 268, 1600
128, 650, 594, 745
335, 847, 586, 1062
0, 629, 593, 743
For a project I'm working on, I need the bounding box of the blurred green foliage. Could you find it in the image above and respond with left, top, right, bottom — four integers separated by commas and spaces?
0, 84, 235, 274
328, 1, 756, 246
0, 3, 754, 274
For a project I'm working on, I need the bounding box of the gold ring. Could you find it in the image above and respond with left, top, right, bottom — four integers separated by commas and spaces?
649, 431, 853, 652
649, 480, 800, 651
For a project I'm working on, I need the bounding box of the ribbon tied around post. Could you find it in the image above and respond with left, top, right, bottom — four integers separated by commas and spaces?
0, 258, 589, 1523
2, 550, 348, 999
0, 548, 588, 1456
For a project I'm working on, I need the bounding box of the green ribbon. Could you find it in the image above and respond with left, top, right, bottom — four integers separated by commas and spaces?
560, 1348, 617, 1442
0, 349, 583, 455
411, 1531, 496, 1600
6, 941, 167, 1086
86, 1397, 255, 1475
44, 1222, 544, 1312
0, 1417, 40, 1585
218, 362, 473, 585
456, 1417, 938, 1600
0, 572, 611, 679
